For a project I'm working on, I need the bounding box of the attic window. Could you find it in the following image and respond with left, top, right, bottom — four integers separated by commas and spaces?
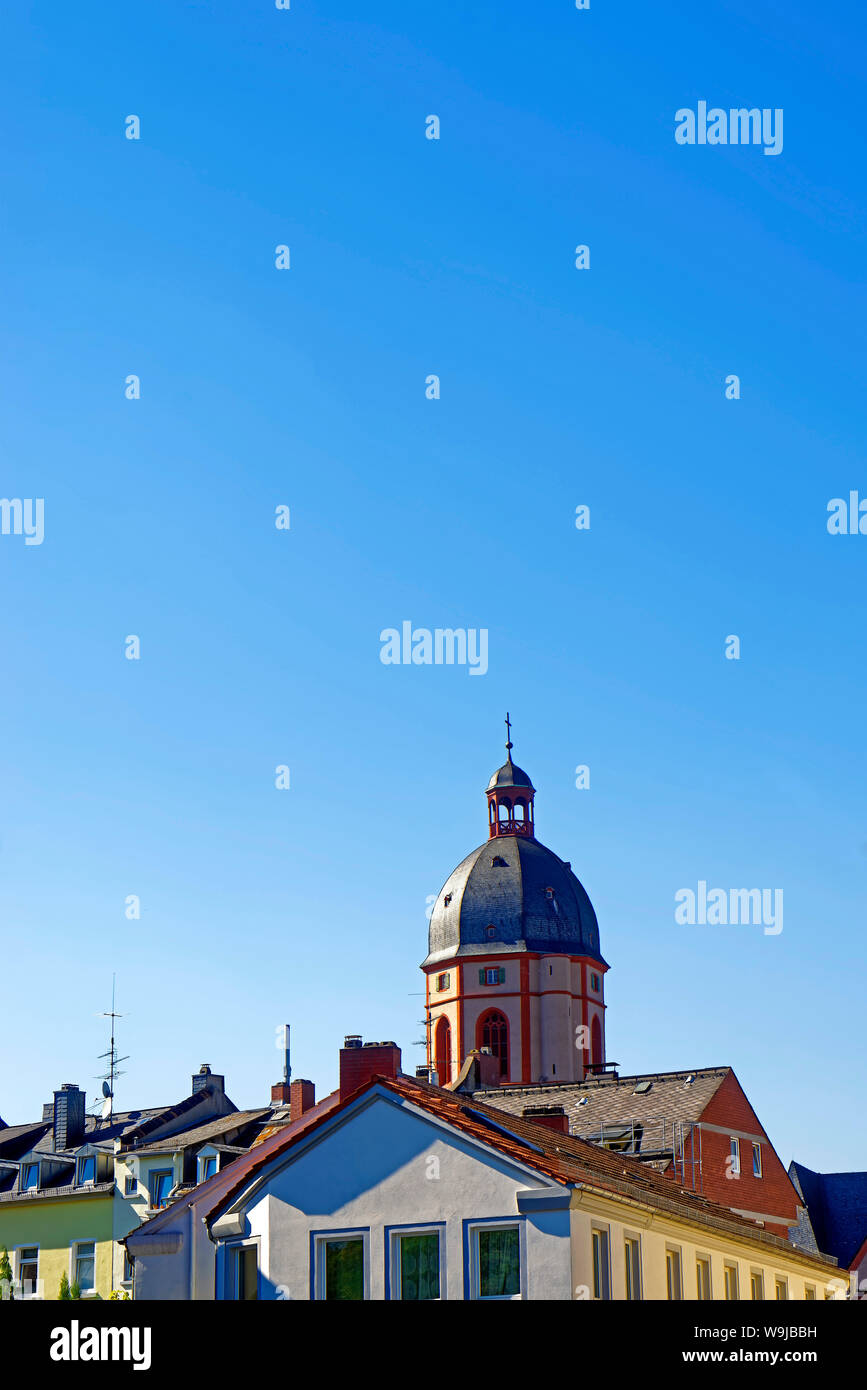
491, 856, 507, 867
443, 893, 452, 907
632, 1081, 652, 1095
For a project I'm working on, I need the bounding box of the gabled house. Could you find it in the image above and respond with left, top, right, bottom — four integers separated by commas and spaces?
128, 1038, 842, 1301
0, 1065, 244, 1299
470, 1065, 806, 1241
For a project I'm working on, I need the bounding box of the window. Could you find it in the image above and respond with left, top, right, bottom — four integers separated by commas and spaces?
77, 1155, 96, 1186
752, 1142, 762, 1177
666, 1248, 682, 1300
229, 1244, 258, 1301
199, 1155, 218, 1182
471, 1224, 521, 1300
17, 1247, 38, 1298
434, 1016, 452, 1086
592, 1228, 611, 1300
73, 1241, 95, 1293
21, 1163, 39, 1192
750, 1271, 764, 1300
435, 972, 450, 991
124, 1174, 137, 1197
149, 1170, 173, 1211
775, 1278, 788, 1300
123, 1251, 134, 1285
696, 1256, 712, 1300
730, 1138, 741, 1176
590, 972, 600, 991
478, 1010, 509, 1077
624, 1237, 641, 1301
485, 926, 496, 939
491, 856, 507, 867
804, 1285, 816, 1301
724, 1264, 739, 1300
316, 1234, 367, 1301
390, 1228, 441, 1300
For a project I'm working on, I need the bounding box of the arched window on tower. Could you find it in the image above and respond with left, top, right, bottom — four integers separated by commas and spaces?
477, 1010, 509, 1079
434, 1016, 452, 1086
591, 1015, 603, 1072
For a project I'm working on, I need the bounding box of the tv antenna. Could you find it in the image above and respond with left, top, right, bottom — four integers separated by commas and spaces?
92, 974, 129, 1123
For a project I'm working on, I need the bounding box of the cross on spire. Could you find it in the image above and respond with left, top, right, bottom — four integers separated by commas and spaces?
505, 711, 513, 756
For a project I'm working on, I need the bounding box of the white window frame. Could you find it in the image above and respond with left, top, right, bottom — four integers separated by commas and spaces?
730, 1137, 741, 1176
70, 1239, 97, 1296
388, 1224, 445, 1301
314, 1229, 370, 1301
76, 1154, 96, 1187
468, 1220, 525, 1301
15, 1245, 40, 1300
752, 1142, 762, 1177
148, 1167, 174, 1212
124, 1173, 137, 1197
20, 1161, 39, 1192
198, 1153, 219, 1184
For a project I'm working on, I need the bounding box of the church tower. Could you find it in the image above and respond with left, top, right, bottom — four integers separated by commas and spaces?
422, 719, 609, 1087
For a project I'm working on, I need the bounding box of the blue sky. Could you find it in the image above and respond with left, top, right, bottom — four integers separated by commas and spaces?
1, 1, 864, 1172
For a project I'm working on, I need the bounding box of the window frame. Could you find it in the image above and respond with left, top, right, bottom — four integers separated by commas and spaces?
804, 1284, 816, 1301
750, 1269, 765, 1301
124, 1173, 137, 1197
224, 1239, 260, 1301
696, 1254, 712, 1300
775, 1277, 788, 1300
624, 1234, 642, 1301
435, 972, 450, 992
21, 1161, 39, 1192
591, 1225, 611, 1300
666, 1246, 683, 1301
386, 1222, 445, 1301
724, 1263, 740, 1301
465, 1219, 525, 1302
148, 1168, 174, 1212
16, 1246, 39, 1299
71, 1239, 96, 1295
77, 1154, 96, 1187
199, 1154, 218, 1183
752, 1142, 763, 1178
311, 1228, 370, 1301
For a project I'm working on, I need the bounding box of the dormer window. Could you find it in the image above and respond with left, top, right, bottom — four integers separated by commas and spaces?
443, 893, 452, 907
21, 1162, 39, 1192
491, 856, 507, 867
199, 1155, 218, 1183
77, 1155, 96, 1186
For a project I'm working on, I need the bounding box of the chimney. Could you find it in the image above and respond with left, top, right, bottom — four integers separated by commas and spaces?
475, 1048, 502, 1090
522, 1104, 569, 1135
192, 1064, 224, 1096
271, 1078, 316, 1121
53, 1084, 86, 1152
339, 1036, 402, 1098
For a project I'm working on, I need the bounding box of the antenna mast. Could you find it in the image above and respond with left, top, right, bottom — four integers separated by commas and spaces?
94, 974, 129, 1122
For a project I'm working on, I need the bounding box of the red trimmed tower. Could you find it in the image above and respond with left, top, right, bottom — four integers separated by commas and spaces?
423, 718, 609, 1087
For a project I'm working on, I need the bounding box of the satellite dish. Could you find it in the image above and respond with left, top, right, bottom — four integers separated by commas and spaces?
102, 1081, 112, 1099
101, 1097, 112, 1119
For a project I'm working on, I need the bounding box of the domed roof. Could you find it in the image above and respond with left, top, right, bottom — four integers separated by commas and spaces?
423, 834, 605, 967
486, 758, 535, 791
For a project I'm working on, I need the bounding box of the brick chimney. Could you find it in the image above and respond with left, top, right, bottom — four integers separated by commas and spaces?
192, 1064, 225, 1096
271, 1078, 316, 1120
339, 1036, 402, 1098
522, 1104, 569, 1135
53, 1084, 86, 1152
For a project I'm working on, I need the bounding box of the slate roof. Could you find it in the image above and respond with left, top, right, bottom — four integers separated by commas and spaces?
789, 1162, 867, 1268
474, 1067, 729, 1156
130, 1110, 270, 1156
424, 833, 604, 966
487, 758, 535, 791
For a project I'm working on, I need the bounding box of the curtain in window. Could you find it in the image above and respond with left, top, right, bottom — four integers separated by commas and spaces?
478, 1227, 519, 1297
325, 1239, 364, 1300
398, 1233, 439, 1300
75, 1245, 95, 1291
